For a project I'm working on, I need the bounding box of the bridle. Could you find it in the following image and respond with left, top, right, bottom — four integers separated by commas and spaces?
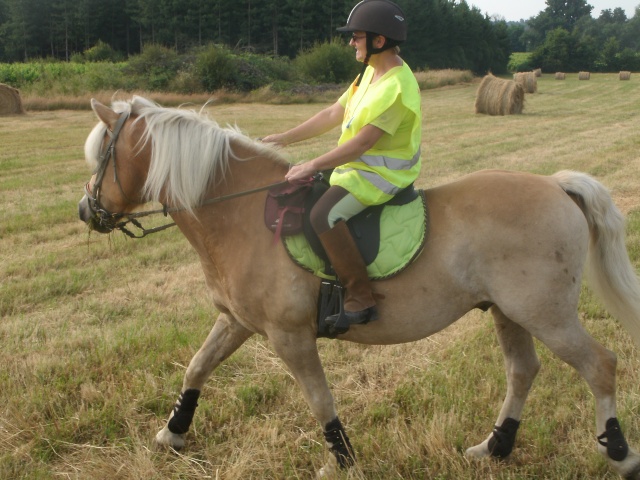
84, 111, 286, 238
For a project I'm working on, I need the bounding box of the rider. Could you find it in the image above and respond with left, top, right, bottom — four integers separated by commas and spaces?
263, 0, 422, 328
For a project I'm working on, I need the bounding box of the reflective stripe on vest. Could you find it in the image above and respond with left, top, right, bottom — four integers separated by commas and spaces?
360, 149, 421, 170
334, 148, 421, 196
333, 168, 402, 196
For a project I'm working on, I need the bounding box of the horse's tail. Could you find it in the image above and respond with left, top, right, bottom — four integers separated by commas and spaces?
553, 170, 640, 347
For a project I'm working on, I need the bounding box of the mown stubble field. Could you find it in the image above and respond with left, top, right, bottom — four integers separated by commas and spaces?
1, 73, 640, 479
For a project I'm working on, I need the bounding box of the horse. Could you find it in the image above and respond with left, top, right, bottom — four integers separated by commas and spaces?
78, 95, 640, 478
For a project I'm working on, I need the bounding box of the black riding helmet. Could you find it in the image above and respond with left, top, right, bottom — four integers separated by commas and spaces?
337, 0, 407, 85
337, 0, 407, 43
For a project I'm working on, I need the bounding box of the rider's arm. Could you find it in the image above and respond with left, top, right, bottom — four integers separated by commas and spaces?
262, 101, 345, 146
285, 124, 384, 183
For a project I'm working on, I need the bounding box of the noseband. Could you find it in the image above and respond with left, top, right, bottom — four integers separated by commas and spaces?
84, 110, 287, 238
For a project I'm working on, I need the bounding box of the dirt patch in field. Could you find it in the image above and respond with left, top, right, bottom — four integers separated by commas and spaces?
613, 193, 640, 215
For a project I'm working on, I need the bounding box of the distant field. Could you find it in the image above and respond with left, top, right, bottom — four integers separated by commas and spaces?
1, 73, 639, 479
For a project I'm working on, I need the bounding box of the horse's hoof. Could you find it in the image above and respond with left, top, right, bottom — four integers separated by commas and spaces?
155, 426, 185, 450
465, 438, 491, 459
608, 448, 640, 480
316, 455, 339, 478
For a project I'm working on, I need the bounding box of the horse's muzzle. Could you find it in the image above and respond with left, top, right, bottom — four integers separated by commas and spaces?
78, 194, 92, 223
78, 194, 113, 234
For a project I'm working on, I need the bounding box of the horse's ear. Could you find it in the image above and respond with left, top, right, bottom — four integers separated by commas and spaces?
91, 98, 120, 129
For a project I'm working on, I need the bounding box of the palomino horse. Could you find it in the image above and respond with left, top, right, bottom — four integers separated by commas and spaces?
78, 96, 640, 478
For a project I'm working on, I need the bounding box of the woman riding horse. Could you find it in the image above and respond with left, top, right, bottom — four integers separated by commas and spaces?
263, 0, 422, 329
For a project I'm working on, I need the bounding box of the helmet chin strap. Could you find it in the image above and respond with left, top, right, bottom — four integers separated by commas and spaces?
355, 32, 397, 86
355, 56, 370, 87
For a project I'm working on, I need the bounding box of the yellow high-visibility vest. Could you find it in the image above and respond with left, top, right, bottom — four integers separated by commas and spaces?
332, 62, 422, 206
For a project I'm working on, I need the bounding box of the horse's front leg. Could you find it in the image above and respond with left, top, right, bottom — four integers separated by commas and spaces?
466, 306, 540, 460
155, 312, 253, 449
268, 328, 353, 477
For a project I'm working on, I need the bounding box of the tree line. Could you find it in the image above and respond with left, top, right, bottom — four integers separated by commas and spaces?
508, 0, 640, 72
0, 0, 510, 74
0, 0, 638, 75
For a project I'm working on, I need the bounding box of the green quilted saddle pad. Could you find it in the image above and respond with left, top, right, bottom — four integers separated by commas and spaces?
284, 191, 428, 280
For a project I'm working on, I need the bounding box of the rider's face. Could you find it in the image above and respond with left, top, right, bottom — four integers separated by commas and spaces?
350, 31, 367, 62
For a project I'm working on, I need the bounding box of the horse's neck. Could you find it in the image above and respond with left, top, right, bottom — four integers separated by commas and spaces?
171, 150, 289, 293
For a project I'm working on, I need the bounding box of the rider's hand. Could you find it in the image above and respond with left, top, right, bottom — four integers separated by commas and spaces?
285, 163, 317, 185
261, 133, 286, 147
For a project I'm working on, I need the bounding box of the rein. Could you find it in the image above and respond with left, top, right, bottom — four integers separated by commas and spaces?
86, 111, 287, 238
114, 180, 288, 238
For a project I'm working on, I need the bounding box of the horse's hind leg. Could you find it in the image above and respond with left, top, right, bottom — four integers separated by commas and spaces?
532, 317, 640, 478
155, 312, 253, 449
466, 306, 541, 459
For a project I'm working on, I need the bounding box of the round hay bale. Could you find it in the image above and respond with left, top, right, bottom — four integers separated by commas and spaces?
620, 71, 631, 81
555, 72, 566, 80
0, 83, 25, 115
513, 72, 538, 93
578, 71, 590, 81
533, 68, 542, 77
475, 74, 524, 116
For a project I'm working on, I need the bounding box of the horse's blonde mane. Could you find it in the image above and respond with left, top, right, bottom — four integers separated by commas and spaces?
86, 95, 287, 214
134, 96, 289, 214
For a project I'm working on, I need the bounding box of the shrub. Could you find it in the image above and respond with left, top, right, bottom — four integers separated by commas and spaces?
508, 52, 534, 73
84, 62, 128, 91
616, 48, 640, 72
193, 44, 236, 92
0, 63, 43, 87
294, 40, 360, 84
125, 44, 184, 90
231, 55, 270, 92
168, 68, 203, 94
262, 55, 296, 83
230, 53, 296, 92
72, 40, 124, 63
193, 46, 296, 93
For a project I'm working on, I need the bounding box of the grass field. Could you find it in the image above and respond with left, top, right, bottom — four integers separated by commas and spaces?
1, 72, 640, 479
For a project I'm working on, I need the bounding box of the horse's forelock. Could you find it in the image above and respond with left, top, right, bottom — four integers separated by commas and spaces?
84, 121, 107, 170
110, 99, 133, 116
129, 95, 158, 115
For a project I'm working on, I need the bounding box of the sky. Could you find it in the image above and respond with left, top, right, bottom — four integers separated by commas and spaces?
467, 0, 639, 22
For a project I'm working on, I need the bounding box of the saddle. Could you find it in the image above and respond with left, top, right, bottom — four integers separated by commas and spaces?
310, 178, 422, 266
264, 175, 429, 338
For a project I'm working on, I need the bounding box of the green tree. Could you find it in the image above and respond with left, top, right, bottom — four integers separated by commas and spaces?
51, 0, 80, 60
0, 0, 511, 74
400, 0, 509, 74
526, 0, 593, 50
599, 36, 621, 71
0, 0, 54, 60
507, 21, 527, 52
619, 8, 640, 50
544, 0, 593, 30
529, 26, 597, 72
530, 27, 570, 72
616, 47, 640, 71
